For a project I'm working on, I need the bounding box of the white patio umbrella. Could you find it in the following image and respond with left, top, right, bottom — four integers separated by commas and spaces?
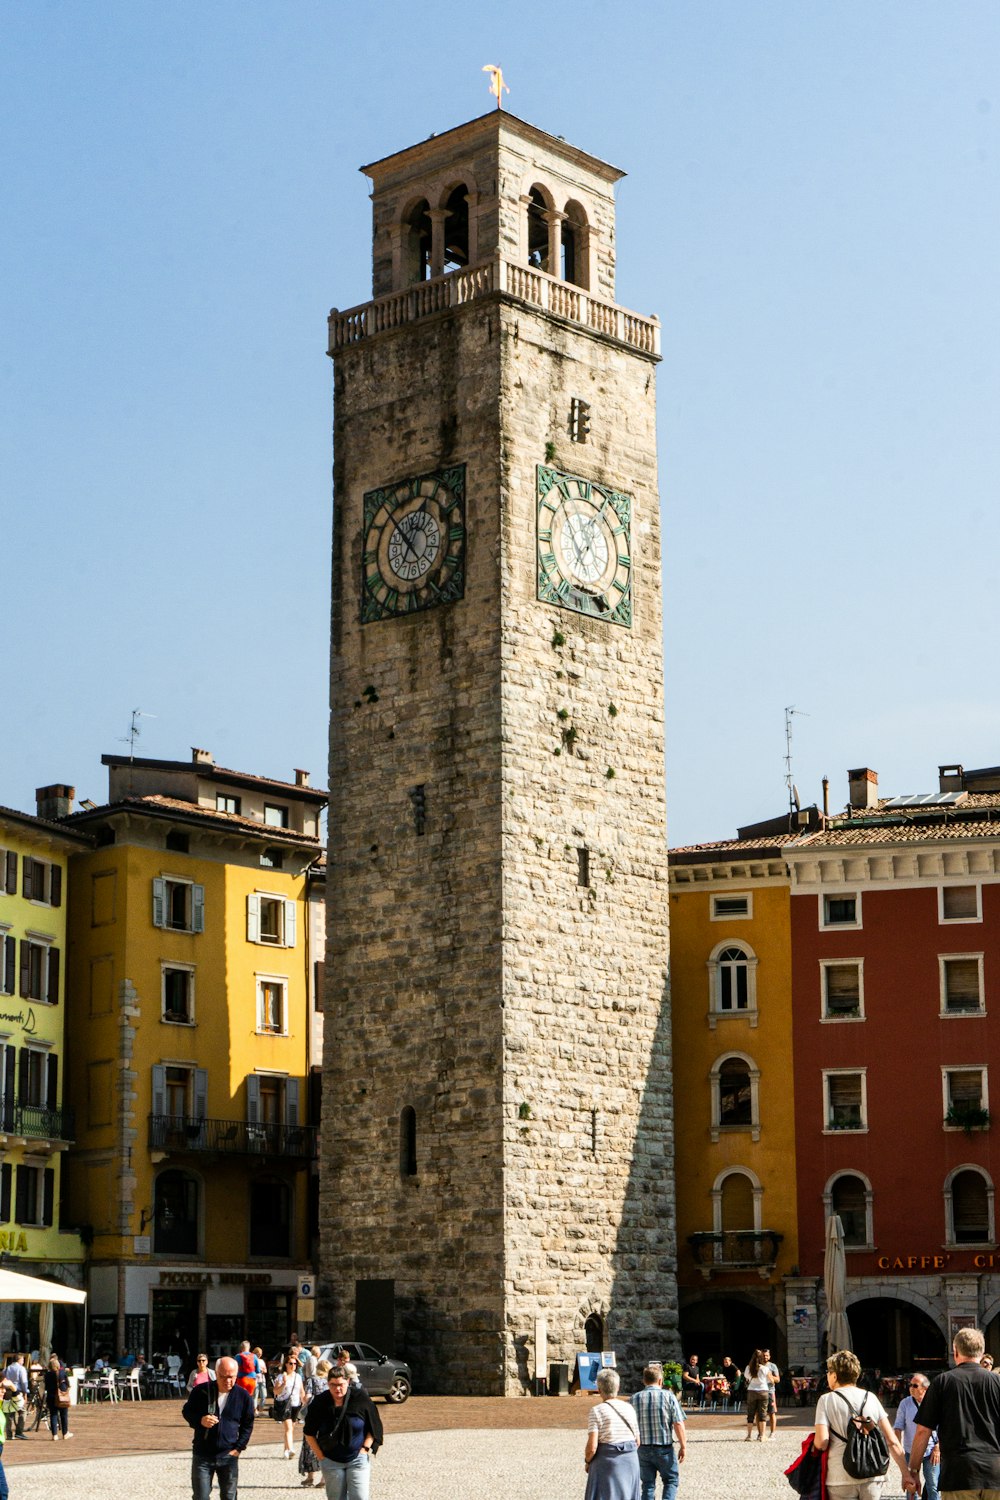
0, 1268, 86, 1362
824, 1213, 852, 1353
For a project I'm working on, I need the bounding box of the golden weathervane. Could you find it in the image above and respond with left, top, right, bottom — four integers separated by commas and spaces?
482, 65, 509, 110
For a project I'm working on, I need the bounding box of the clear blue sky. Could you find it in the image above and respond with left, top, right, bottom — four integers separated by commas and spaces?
4, 1, 999, 845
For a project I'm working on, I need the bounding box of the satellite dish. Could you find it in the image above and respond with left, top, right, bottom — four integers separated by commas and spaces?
792, 784, 801, 811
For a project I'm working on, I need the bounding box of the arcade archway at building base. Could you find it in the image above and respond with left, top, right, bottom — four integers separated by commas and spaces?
679, 1292, 781, 1365
844, 1298, 947, 1374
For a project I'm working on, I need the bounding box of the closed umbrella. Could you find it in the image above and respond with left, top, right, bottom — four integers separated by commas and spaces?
824, 1213, 852, 1353
38, 1301, 53, 1362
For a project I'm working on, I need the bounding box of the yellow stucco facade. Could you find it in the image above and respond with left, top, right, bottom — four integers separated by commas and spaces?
669, 851, 798, 1359
0, 806, 88, 1352
62, 753, 325, 1361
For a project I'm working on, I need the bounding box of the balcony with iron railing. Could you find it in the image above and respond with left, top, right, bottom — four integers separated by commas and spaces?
328, 256, 661, 358
148, 1114, 317, 1160
688, 1230, 784, 1280
0, 1101, 75, 1143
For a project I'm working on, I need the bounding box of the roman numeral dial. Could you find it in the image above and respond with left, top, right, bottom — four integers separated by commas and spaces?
536, 464, 632, 627
360, 465, 466, 623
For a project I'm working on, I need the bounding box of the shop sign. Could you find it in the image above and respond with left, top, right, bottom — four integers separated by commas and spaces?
0, 1233, 28, 1253
158, 1271, 274, 1287
0, 1006, 37, 1036
876, 1255, 950, 1271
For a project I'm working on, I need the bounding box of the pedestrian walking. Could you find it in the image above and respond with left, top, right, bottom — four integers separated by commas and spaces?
630, 1362, 685, 1500
893, 1373, 939, 1500
181, 1356, 255, 1500
761, 1348, 781, 1437
907, 1325, 1000, 1497
2, 1357, 26, 1440
299, 1359, 331, 1487
273, 1354, 305, 1460
42, 1355, 71, 1441
584, 1367, 641, 1500
744, 1351, 772, 1442
811, 1348, 910, 1500
303, 1366, 382, 1500
0, 1373, 20, 1500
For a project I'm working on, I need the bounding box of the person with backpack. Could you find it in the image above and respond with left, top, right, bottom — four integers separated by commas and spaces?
811, 1349, 911, 1500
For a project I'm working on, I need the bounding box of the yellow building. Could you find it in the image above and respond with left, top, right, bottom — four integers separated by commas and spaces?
0, 795, 91, 1356
669, 821, 801, 1367
62, 749, 326, 1363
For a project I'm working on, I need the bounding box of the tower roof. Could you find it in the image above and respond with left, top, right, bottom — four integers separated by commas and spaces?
360, 110, 625, 187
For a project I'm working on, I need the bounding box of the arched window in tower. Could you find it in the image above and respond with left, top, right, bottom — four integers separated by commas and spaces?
585, 1312, 606, 1353
403, 199, 433, 284
561, 200, 588, 288
527, 187, 551, 272
946, 1166, 993, 1244
830, 1173, 870, 1247
442, 186, 470, 274
399, 1106, 417, 1178
153, 1169, 199, 1255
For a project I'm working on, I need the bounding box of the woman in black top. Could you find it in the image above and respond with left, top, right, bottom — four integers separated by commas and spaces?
303, 1369, 383, 1499
42, 1356, 71, 1441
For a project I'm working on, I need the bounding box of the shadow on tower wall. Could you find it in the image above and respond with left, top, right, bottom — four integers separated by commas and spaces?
609, 963, 680, 1387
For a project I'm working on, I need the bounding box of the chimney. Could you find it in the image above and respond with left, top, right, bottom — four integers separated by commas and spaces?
36, 784, 75, 821
939, 764, 964, 793
822, 777, 830, 817
847, 767, 879, 810
191, 748, 214, 766
294, 769, 311, 787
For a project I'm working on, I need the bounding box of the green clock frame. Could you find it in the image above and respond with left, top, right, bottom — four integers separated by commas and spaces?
360, 464, 466, 623
536, 464, 632, 627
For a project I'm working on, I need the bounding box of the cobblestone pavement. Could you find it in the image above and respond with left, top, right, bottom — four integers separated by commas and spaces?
1, 1411, 822, 1500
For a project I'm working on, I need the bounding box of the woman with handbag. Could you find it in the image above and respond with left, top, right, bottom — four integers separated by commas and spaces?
583, 1367, 641, 1500
273, 1355, 305, 1460
42, 1355, 71, 1441
303, 1367, 382, 1500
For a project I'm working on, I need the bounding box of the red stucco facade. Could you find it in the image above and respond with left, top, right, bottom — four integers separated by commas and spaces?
791, 880, 1000, 1278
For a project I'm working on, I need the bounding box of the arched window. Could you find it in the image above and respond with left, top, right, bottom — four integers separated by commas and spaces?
707, 942, 758, 1027
585, 1313, 606, 1352
720, 1171, 755, 1232
249, 1178, 291, 1258
946, 1166, 993, 1245
442, 186, 469, 274
527, 187, 551, 272
561, 200, 589, 288
710, 1053, 761, 1142
153, 1170, 199, 1256
719, 1058, 751, 1125
403, 199, 432, 284
399, 1106, 417, 1178
826, 1172, 872, 1248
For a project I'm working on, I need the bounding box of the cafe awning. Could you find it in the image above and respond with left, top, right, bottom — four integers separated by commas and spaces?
0, 1269, 85, 1304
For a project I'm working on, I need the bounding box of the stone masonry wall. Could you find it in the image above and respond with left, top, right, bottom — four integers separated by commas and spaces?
323, 289, 677, 1394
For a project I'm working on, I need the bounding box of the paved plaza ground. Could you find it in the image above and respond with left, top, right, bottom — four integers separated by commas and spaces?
0, 1401, 828, 1499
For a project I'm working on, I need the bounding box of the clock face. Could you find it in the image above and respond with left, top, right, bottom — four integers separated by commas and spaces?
361, 465, 466, 622
536, 465, 632, 626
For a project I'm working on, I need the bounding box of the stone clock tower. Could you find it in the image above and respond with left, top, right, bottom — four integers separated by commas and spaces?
321, 111, 677, 1394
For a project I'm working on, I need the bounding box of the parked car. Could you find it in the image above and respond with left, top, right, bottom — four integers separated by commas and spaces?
317, 1341, 412, 1403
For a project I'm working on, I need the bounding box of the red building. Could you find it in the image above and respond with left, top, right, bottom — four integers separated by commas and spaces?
785, 763, 1000, 1373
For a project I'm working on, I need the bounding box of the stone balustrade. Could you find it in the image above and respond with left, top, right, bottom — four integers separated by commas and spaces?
329, 257, 660, 357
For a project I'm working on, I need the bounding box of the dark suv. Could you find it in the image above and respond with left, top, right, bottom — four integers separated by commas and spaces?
317, 1342, 412, 1403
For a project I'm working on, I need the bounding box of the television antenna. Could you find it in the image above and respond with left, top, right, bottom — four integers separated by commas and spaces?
784, 705, 809, 816
119, 708, 157, 763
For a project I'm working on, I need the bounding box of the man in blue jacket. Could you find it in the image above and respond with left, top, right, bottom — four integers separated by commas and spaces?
182, 1356, 255, 1500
